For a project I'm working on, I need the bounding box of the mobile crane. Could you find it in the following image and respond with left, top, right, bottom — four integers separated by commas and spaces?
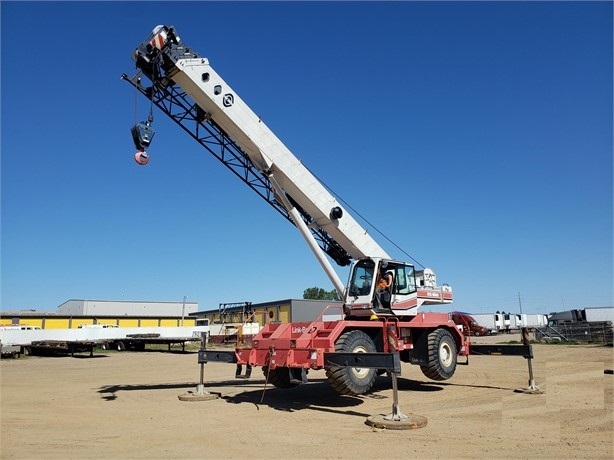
123, 25, 468, 396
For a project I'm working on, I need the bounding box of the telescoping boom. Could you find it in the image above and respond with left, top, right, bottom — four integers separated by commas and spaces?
123, 25, 452, 319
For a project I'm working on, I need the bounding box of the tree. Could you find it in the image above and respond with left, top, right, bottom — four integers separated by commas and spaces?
303, 287, 340, 301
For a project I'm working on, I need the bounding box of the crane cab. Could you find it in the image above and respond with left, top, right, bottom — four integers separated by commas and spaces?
344, 257, 452, 319
344, 258, 416, 317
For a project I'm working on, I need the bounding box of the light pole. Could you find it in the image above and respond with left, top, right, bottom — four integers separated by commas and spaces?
182, 295, 188, 326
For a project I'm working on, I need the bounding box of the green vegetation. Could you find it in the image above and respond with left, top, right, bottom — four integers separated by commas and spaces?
303, 287, 340, 301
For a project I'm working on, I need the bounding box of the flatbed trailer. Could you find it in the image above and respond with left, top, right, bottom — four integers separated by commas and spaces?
106, 334, 200, 352
0, 326, 209, 354
29, 340, 98, 357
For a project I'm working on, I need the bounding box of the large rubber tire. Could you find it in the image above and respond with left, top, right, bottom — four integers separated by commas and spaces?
326, 330, 377, 396
262, 366, 300, 389
420, 328, 457, 381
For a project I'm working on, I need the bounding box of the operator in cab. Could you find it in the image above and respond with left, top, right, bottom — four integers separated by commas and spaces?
374, 269, 394, 309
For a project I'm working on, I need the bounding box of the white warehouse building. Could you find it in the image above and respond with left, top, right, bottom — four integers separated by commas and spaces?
57, 299, 199, 317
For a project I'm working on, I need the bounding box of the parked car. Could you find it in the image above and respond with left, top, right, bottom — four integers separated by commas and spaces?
451, 312, 490, 337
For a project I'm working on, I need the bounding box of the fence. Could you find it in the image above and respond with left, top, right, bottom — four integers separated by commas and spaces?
535, 321, 613, 344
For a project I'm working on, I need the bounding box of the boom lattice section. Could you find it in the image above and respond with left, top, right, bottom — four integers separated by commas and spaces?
122, 72, 349, 265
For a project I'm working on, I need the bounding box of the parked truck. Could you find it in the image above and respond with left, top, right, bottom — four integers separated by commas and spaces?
547, 307, 613, 326
516, 314, 548, 329
450, 312, 491, 336
470, 313, 548, 333
583, 307, 614, 323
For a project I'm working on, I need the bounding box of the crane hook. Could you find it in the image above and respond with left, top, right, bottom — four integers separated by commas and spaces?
134, 150, 150, 165
130, 121, 155, 166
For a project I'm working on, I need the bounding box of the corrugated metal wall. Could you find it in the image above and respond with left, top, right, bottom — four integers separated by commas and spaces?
56, 300, 199, 317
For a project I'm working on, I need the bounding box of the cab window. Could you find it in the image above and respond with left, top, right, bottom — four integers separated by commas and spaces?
394, 265, 417, 295
348, 259, 375, 296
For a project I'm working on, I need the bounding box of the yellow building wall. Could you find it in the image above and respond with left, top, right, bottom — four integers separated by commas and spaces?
72, 319, 95, 328
97, 320, 119, 327
43, 318, 71, 329
13, 319, 42, 328
139, 319, 159, 327
278, 305, 291, 323
261, 311, 270, 325
201, 304, 294, 327
117, 319, 139, 328
0, 316, 198, 329
159, 318, 179, 327
262, 303, 291, 323
206, 314, 222, 324
233, 313, 244, 322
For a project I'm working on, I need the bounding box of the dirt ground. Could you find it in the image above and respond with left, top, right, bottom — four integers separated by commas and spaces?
1, 334, 612, 459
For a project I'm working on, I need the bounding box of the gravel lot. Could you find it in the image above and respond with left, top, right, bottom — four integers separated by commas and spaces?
1, 334, 612, 459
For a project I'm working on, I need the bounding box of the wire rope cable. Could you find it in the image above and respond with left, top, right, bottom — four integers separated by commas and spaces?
307, 165, 425, 269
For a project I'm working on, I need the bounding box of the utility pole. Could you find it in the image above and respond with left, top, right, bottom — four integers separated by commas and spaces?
182, 295, 188, 326
518, 292, 523, 316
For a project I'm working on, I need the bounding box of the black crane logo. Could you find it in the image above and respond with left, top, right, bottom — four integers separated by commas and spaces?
223, 93, 234, 107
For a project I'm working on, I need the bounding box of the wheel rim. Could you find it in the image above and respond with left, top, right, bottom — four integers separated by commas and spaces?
439, 341, 453, 368
350, 345, 370, 379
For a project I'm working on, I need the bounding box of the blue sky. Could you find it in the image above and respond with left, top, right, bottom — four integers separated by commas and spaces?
1, 1, 612, 315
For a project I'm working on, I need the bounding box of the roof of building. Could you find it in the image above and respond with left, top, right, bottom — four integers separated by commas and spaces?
191, 298, 342, 315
